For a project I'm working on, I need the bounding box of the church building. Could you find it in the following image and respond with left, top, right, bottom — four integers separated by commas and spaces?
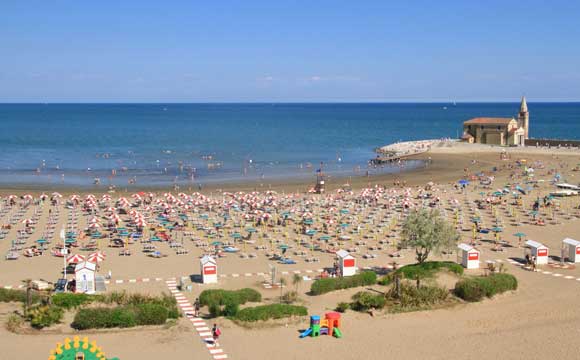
462, 97, 529, 146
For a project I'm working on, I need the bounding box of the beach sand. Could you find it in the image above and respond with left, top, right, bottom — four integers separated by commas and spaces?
2, 141, 580, 359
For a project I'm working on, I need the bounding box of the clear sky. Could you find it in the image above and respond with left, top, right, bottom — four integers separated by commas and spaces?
1, 0, 579, 102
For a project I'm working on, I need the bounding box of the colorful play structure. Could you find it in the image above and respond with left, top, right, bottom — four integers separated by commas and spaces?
299, 312, 342, 338
48, 336, 119, 360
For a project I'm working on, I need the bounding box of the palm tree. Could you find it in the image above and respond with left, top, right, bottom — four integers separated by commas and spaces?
279, 277, 287, 303
292, 273, 302, 293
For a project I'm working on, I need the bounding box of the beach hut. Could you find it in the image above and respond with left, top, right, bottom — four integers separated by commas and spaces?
336, 249, 356, 277
525, 240, 549, 265
200, 255, 218, 284
457, 243, 480, 269
75, 261, 96, 294
562, 238, 580, 263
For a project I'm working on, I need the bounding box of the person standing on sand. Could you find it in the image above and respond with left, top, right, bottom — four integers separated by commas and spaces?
212, 323, 221, 346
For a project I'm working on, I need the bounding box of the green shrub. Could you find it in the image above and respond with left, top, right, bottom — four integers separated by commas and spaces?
335, 302, 350, 313
208, 303, 222, 318
280, 291, 298, 304
388, 283, 449, 311
6, 314, 23, 332
26, 305, 63, 329
94, 291, 178, 319
234, 304, 307, 322
398, 261, 463, 279
454, 273, 517, 302
222, 300, 240, 317
310, 271, 377, 295
51, 293, 94, 309
199, 288, 261, 307
350, 292, 386, 311
135, 303, 169, 325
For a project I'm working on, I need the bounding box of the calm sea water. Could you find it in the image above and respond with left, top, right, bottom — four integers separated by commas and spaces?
0, 103, 578, 188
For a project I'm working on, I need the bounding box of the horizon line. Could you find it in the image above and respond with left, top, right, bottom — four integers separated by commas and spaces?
2, 99, 580, 105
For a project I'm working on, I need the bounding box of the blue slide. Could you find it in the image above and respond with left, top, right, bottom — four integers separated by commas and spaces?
299, 328, 312, 338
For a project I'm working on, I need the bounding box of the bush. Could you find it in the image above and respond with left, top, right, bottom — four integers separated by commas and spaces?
234, 304, 307, 322
310, 271, 377, 295
454, 273, 518, 302
335, 302, 350, 313
280, 291, 298, 304
222, 300, 240, 317
95, 291, 179, 319
135, 304, 169, 325
26, 305, 64, 329
209, 303, 222, 318
387, 283, 449, 311
350, 292, 386, 311
51, 293, 94, 309
6, 314, 23, 332
398, 261, 463, 279
199, 288, 261, 307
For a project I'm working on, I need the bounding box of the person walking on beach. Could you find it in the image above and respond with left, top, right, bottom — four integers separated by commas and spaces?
194, 297, 200, 317
212, 323, 221, 347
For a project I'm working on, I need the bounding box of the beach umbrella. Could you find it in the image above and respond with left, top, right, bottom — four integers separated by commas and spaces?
458, 179, 470, 186
87, 252, 106, 263
491, 226, 503, 233
305, 229, 317, 236
88, 223, 101, 229
36, 239, 47, 244
66, 254, 85, 264
514, 232, 526, 241
231, 232, 242, 239
210, 241, 223, 246
319, 235, 331, 241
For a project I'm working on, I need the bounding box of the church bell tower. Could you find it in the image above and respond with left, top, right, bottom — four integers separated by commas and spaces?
518, 96, 529, 139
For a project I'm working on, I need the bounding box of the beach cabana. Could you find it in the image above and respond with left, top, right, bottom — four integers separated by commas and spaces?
525, 240, 549, 265
336, 249, 356, 277
457, 243, 480, 269
200, 255, 218, 284
75, 261, 96, 294
562, 238, 580, 263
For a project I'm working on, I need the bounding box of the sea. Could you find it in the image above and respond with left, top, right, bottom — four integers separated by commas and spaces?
0, 103, 578, 188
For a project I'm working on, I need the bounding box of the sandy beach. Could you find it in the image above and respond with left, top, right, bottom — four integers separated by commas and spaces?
2, 141, 580, 359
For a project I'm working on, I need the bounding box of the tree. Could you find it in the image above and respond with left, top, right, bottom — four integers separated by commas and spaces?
400, 209, 459, 287
279, 277, 287, 303
292, 273, 302, 293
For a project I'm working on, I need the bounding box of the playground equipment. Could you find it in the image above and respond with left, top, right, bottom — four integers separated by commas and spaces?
48, 336, 119, 360
299, 312, 342, 339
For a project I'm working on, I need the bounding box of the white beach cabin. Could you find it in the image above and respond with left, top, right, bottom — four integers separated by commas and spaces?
457, 243, 480, 269
525, 240, 549, 265
200, 255, 218, 284
75, 261, 96, 294
562, 238, 580, 263
336, 249, 356, 277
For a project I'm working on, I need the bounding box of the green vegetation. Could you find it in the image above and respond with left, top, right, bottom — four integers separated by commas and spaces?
454, 273, 518, 302
400, 209, 459, 265
335, 302, 350, 313
280, 290, 298, 304
199, 288, 261, 306
233, 304, 307, 322
26, 305, 64, 329
310, 271, 377, 295
71, 303, 171, 330
51, 293, 95, 309
200, 288, 262, 318
379, 261, 463, 285
386, 283, 449, 312
0, 288, 40, 304
349, 291, 386, 311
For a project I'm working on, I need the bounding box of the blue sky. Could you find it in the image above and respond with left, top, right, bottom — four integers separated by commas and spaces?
1, 0, 579, 102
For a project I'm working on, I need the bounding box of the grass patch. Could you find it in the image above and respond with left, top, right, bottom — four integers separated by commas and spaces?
310, 271, 377, 295
454, 273, 518, 302
0, 288, 40, 304
26, 305, 64, 329
350, 291, 386, 311
51, 293, 95, 309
